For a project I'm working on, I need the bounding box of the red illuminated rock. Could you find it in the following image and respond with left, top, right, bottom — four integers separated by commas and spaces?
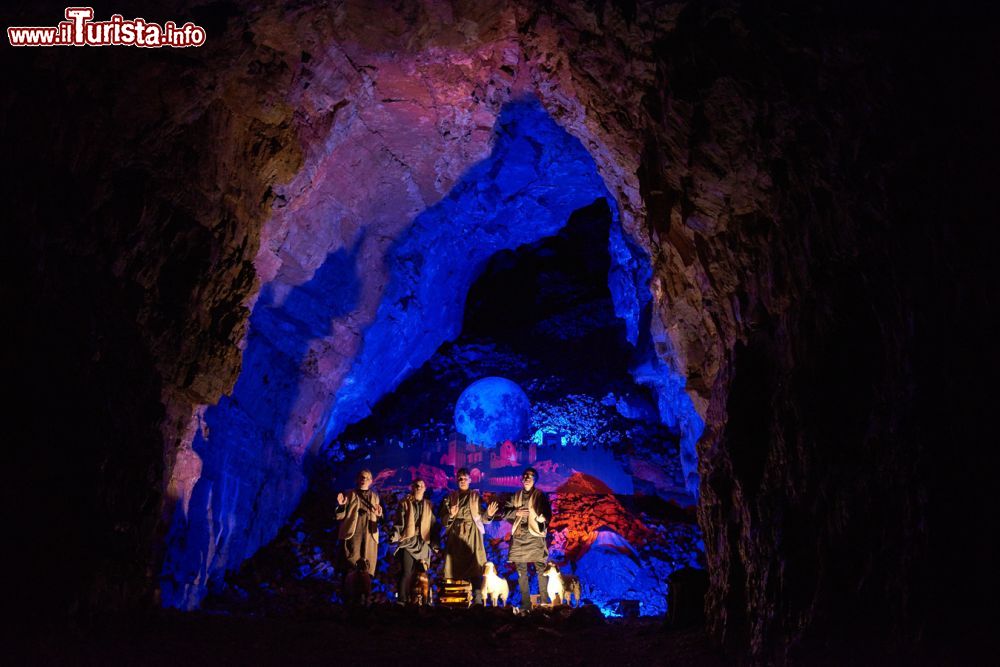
556, 472, 614, 495
550, 493, 651, 562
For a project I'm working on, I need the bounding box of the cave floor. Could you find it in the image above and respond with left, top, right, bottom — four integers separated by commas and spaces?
10, 605, 988, 666
11, 606, 725, 666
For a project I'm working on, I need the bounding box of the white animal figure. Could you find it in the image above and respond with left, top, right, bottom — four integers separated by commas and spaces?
544, 561, 565, 605
544, 562, 581, 606
482, 562, 509, 607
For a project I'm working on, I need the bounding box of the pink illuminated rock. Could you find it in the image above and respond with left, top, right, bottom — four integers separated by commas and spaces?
409, 464, 450, 490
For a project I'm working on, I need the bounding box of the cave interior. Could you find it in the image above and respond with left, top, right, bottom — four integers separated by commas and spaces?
5, 0, 997, 664
219, 196, 704, 617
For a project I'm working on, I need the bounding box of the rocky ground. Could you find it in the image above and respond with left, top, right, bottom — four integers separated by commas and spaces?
10, 606, 725, 667
10, 606, 987, 666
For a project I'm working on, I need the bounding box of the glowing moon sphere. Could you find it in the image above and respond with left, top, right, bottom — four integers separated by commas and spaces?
454, 377, 532, 445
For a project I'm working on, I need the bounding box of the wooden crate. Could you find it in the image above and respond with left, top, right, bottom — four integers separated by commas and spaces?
438, 579, 472, 607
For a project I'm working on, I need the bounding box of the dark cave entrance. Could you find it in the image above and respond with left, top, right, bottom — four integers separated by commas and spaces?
327, 197, 686, 497
163, 98, 706, 612
219, 200, 705, 616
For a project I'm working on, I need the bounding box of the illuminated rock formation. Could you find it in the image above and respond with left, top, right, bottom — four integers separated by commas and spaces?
8, 0, 994, 661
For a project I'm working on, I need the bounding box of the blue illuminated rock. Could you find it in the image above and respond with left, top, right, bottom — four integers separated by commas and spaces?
325, 99, 614, 445
575, 529, 663, 615
454, 376, 532, 445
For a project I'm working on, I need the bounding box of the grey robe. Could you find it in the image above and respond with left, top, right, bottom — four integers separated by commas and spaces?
502, 487, 551, 563
335, 488, 381, 575
393, 496, 435, 562
441, 490, 491, 580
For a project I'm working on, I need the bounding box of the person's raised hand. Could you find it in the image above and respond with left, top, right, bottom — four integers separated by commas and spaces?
487, 500, 499, 517
449, 503, 459, 518
337, 492, 347, 505
516, 507, 529, 518
374, 504, 383, 518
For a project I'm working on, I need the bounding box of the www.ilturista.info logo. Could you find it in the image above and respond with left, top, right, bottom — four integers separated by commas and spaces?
7, 7, 206, 48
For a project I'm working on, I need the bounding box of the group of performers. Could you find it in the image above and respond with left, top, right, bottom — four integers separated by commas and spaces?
333, 465, 553, 610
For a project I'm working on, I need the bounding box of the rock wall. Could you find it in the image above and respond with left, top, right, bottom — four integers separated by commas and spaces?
7, 0, 995, 660
5, 0, 303, 615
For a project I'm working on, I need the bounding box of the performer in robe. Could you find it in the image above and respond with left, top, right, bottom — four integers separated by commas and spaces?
391, 477, 437, 603
441, 467, 499, 604
334, 469, 382, 578
498, 467, 552, 611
